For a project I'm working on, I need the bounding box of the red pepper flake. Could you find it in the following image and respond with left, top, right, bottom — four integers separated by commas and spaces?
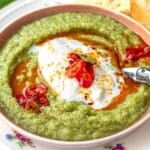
126, 44, 150, 60
66, 53, 95, 88
67, 60, 86, 78
16, 83, 49, 113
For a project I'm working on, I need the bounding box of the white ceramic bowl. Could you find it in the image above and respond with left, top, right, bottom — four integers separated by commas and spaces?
0, 5, 150, 150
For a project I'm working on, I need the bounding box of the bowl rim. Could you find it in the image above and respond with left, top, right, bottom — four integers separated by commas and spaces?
0, 4, 150, 145
0, 109, 150, 145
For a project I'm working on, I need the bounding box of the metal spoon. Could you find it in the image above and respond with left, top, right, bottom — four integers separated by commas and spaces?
122, 67, 150, 85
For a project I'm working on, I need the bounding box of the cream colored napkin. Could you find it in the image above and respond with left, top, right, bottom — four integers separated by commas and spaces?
75, 0, 150, 29
75, 0, 131, 14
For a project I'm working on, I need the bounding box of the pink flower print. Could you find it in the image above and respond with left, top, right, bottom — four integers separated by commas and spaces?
112, 144, 125, 150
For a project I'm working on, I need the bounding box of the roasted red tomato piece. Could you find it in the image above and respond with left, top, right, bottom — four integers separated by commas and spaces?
77, 71, 94, 88
34, 84, 48, 97
68, 52, 80, 62
16, 84, 49, 112
39, 96, 49, 106
16, 94, 27, 107
126, 45, 150, 60
24, 85, 37, 100
86, 63, 94, 78
24, 83, 47, 99
67, 52, 95, 88
67, 60, 86, 78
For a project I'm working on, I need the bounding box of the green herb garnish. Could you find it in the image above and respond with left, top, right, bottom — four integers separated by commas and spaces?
0, 0, 14, 9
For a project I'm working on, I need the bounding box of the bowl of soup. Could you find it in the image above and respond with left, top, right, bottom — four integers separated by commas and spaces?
0, 4, 149, 150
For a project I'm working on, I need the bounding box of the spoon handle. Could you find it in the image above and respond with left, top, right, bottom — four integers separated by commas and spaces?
123, 67, 150, 85
136, 68, 150, 85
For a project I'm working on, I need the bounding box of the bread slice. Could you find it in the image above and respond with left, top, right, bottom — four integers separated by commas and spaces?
130, 0, 150, 29
75, 0, 131, 15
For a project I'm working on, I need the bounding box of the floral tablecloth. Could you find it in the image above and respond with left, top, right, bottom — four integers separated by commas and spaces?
0, 0, 150, 150
0, 118, 150, 150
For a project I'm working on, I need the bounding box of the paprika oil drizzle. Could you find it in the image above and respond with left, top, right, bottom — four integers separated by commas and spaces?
10, 59, 38, 96
10, 33, 141, 110
103, 78, 139, 110
10, 59, 49, 112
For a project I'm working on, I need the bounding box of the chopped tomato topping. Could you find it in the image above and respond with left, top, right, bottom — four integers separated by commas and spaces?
39, 96, 49, 106
77, 71, 94, 88
16, 94, 27, 107
24, 84, 47, 99
86, 63, 94, 78
126, 44, 150, 60
67, 60, 86, 78
25, 99, 40, 113
68, 52, 80, 61
16, 83, 49, 113
66, 53, 95, 88
24, 86, 37, 100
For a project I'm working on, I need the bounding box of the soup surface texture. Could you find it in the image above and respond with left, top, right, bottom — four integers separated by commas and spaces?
0, 12, 149, 141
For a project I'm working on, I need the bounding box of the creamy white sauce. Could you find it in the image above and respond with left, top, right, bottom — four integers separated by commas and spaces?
34, 37, 124, 109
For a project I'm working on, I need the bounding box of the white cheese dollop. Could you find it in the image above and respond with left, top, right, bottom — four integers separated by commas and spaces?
34, 37, 124, 109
